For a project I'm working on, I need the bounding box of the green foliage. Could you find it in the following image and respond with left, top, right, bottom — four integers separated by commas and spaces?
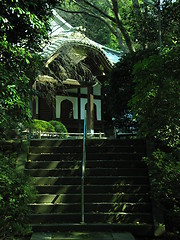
49, 120, 68, 138
58, 0, 179, 52
105, 48, 158, 119
58, 9, 114, 49
144, 149, 180, 214
0, 0, 59, 50
26, 120, 68, 138
27, 119, 55, 132
129, 45, 180, 231
0, 153, 36, 238
0, 0, 61, 137
130, 45, 180, 148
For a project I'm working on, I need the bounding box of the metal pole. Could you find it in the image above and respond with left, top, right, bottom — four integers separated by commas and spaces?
81, 110, 87, 224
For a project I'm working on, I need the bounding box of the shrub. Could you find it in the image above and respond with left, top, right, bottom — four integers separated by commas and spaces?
144, 149, 180, 214
49, 120, 68, 138
27, 119, 55, 132
0, 153, 36, 238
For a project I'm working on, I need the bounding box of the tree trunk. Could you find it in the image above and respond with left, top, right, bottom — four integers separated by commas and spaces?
112, 0, 135, 52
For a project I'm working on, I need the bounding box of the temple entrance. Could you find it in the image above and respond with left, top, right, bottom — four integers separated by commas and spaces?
61, 99, 74, 119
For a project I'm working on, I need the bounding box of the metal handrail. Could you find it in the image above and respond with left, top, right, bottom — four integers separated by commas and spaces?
23, 130, 104, 139
81, 110, 87, 224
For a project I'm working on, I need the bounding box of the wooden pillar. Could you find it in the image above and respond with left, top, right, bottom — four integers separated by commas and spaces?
78, 88, 81, 132
52, 97, 56, 120
87, 85, 94, 133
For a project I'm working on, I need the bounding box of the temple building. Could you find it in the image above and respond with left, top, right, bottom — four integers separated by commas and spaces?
32, 9, 122, 133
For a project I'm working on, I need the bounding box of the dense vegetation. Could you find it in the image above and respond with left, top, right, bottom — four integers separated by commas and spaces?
0, 0, 61, 136
0, 0, 62, 237
131, 46, 180, 231
103, 0, 180, 233
0, 0, 179, 237
0, 147, 36, 238
56, 0, 179, 53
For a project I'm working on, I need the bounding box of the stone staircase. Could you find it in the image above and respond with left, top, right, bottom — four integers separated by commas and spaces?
25, 139, 154, 237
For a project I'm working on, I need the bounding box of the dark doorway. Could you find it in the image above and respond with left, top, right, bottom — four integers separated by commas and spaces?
39, 98, 53, 121
61, 99, 74, 119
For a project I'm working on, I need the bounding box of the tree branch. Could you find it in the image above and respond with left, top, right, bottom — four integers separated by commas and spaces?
57, 5, 128, 53
77, 0, 116, 22
105, 0, 113, 10
112, 0, 135, 52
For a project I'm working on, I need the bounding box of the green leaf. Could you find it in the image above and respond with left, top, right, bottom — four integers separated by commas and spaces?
25, 58, 30, 64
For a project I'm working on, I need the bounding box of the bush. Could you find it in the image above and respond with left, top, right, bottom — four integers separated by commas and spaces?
27, 119, 55, 132
144, 149, 180, 214
49, 120, 68, 138
0, 153, 36, 238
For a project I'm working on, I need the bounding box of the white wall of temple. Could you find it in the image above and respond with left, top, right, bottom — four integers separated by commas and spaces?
56, 95, 102, 121
56, 83, 101, 120
80, 87, 88, 95
56, 96, 78, 119
80, 98, 87, 120
66, 88, 78, 94
80, 83, 101, 96
93, 84, 101, 96
94, 99, 101, 121
80, 98, 101, 121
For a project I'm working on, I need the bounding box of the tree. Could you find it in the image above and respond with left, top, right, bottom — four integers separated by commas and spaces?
130, 45, 180, 227
57, 0, 179, 53
57, 9, 115, 49
0, 0, 62, 136
105, 48, 158, 118
56, 0, 136, 52
130, 45, 180, 148
0, 1, 64, 238
103, 0, 179, 123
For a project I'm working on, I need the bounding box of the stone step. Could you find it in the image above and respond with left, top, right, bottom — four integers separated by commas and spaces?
28, 153, 82, 161
87, 139, 146, 147
25, 168, 148, 177
29, 145, 146, 154
30, 139, 83, 147
85, 176, 149, 185
33, 176, 149, 185
26, 160, 146, 169
27, 139, 153, 238
33, 176, 81, 185
35, 184, 149, 194
31, 232, 136, 240
30, 139, 145, 147
34, 193, 150, 204
30, 212, 152, 224
30, 223, 153, 237
30, 202, 152, 214
29, 146, 83, 154
26, 160, 81, 169
25, 168, 81, 177
87, 153, 144, 161
28, 153, 144, 161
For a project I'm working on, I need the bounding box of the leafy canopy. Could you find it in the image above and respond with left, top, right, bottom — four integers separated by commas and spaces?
57, 0, 179, 53
0, 0, 61, 135
130, 45, 180, 148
